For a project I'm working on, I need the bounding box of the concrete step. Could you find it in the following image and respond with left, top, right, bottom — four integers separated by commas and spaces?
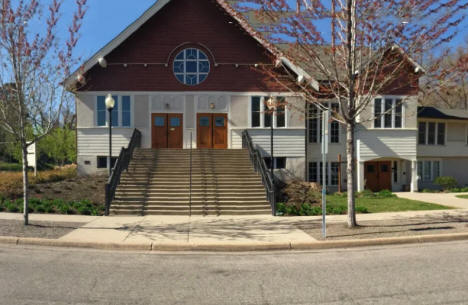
110, 210, 271, 216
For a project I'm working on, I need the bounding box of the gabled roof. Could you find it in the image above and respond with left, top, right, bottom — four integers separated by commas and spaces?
418, 106, 468, 121
65, 0, 318, 90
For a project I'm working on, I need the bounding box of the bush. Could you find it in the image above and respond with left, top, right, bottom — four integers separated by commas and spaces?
422, 188, 439, 193
434, 176, 458, 191
0, 197, 103, 215
276, 201, 369, 216
358, 189, 375, 198
376, 189, 395, 198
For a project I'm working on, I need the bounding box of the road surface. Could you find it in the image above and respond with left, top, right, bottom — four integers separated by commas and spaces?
1, 242, 468, 304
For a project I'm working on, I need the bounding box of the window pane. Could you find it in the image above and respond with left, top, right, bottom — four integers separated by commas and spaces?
331, 122, 339, 143
309, 162, 318, 182
331, 162, 339, 186
199, 117, 210, 127
264, 112, 272, 128
214, 117, 225, 127
97, 96, 106, 126
308, 105, 318, 143
251, 97, 261, 127
186, 61, 197, 73
423, 161, 432, 182
418, 122, 426, 145
374, 99, 382, 128
264, 157, 273, 169
437, 123, 445, 145
173, 61, 184, 73
276, 104, 285, 127
384, 99, 392, 128
433, 161, 440, 179
97, 156, 107, 169
395, 99, 402, 128
170, 117, 181, 127
154, 117, 165, 127
428, 122, 436, 145
276, 157, 286, 169
122, 96, 131, 127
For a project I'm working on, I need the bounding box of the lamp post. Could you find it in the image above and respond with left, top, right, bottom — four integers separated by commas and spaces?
105, 94, 115, 177
266, 97, 276, 178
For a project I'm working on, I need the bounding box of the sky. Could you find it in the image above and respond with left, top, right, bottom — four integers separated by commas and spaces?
60, 0, 468, 63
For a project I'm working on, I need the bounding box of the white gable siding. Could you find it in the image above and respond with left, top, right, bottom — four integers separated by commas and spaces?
231, 128, 305, 157
357, 129, 417, 161
77, 128, 133, 156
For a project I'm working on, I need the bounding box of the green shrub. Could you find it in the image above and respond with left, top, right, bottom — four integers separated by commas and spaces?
358, 189, 375, 198
376, 189, 395, 198
434, 176, 458, 191
422, 188, 438, 193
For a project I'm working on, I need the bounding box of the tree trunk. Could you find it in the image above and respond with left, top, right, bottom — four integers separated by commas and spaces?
346, 122, 357, 228
21, 145, 29, 226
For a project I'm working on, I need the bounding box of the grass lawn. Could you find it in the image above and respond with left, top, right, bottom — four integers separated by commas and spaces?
456, 195, 468, 199
327, 194, 452, 213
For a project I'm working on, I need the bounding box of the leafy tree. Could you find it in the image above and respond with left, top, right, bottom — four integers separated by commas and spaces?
0, 0, 87, 225
234, 0, 467, 227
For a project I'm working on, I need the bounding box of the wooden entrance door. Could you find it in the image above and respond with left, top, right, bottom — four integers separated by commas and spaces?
364, 161, 392, 192
197, 113, 228, 149
151, 113, 183, 149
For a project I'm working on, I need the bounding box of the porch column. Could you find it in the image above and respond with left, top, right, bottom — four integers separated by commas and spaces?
357, 161, 365, 192
410, 160, 418, 192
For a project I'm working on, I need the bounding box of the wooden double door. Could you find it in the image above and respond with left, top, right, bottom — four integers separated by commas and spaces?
364, 161, 392, 192
151, 113, 183, 149
197, 113, 228, 149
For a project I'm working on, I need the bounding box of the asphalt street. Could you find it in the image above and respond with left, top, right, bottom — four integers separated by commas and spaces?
1, 242, 468, 305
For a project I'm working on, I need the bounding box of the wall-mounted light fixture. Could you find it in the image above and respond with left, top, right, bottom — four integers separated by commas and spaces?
98, 57, 107, 68
123, 64, 128, 68
165, 103, 170, 110
210, 103, 216, 110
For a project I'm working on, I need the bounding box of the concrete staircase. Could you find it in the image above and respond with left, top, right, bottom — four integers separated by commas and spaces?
110, 149, 272, 216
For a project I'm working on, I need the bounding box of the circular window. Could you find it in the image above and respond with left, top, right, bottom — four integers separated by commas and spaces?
173, 48, 210, 86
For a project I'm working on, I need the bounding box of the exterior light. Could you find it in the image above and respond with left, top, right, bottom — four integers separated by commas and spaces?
98, 57, 107, 68
76, 74, 85, 84
297, 74, 305, 84
266, 97, 276, 110
105, 94, 115, 110
210, 103, 216, 110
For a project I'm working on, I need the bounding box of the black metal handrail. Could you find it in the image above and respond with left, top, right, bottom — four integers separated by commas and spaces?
105, 128, 142, 216
242, 130, 276, 215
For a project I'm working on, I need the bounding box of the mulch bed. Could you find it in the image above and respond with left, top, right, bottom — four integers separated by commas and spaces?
0, 220, 82, 239
300, 214, 468, 240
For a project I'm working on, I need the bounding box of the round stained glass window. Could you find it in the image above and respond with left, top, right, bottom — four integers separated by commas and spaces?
173, 48, 210, 86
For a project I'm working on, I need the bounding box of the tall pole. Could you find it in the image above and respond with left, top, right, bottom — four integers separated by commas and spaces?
270, 113, 274, 178
108, 108, 112, 177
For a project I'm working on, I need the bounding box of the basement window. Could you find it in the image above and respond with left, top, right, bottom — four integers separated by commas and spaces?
97, 156, 118, 169
264, 157, 286, 169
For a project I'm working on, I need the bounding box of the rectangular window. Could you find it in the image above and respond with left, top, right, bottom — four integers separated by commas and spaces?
308, 105, 318, 143
374, 97, 404, 129
437, 123, 445, 145
97, 156, 107, 169
308, 162, 318, 182
419, 160, 441, 182
374, 98, 382, 127
111, 95, 119, 127
330, 162, 339, 186
433, 161, 440, 179
330, 103, 339, 143
264, 157, 286, 169
251, 97, 261, 127
428, 122, 436, 145
418, 122, 426, 145
423, 161, 432, 182
384, 99, 393, 128
97, 96, 106, 126
122, 96, 131, 127
395, 100, 402, 128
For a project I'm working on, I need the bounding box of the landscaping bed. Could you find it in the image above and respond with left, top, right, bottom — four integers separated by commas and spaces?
0, 166, 106, 216
0, 219, 82, 239
278, 181, 451, 216
456, 195, 468, 199
299, 212, 468, 240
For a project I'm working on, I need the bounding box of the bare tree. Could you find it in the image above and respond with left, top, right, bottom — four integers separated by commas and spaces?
0, 0, 86, 225
233, 0, 467, 227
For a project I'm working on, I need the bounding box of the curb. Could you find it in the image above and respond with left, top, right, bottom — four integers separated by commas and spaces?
1, 232, 468, 252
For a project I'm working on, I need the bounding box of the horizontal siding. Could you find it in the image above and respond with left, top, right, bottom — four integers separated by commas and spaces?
77, 128, 133, 156
418, 142, 468, 157
232, 129, 305, 157
358, 129, 417, 161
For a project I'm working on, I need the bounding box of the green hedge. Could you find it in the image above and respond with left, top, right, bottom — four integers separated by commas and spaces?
276, 202, 369, 216
0, 197, 104, 216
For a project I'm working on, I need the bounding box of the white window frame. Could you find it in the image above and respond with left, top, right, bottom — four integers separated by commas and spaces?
308, 102, 340, 144
95, 95, 133, 128
373, 96, 405, 129
418, 120, 446, 146
417, 159, 442, 182
308, 161, 339, 186
250, 96, 288, 128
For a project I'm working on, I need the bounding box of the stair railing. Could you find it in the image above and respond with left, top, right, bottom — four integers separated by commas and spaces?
189, 130, 193, 217
105, 128, 142, 216
242, 130, 276, 216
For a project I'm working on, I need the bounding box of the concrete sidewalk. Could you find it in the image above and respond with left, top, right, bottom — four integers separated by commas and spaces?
2, 208, 468, 250
396, 192, 468, 209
